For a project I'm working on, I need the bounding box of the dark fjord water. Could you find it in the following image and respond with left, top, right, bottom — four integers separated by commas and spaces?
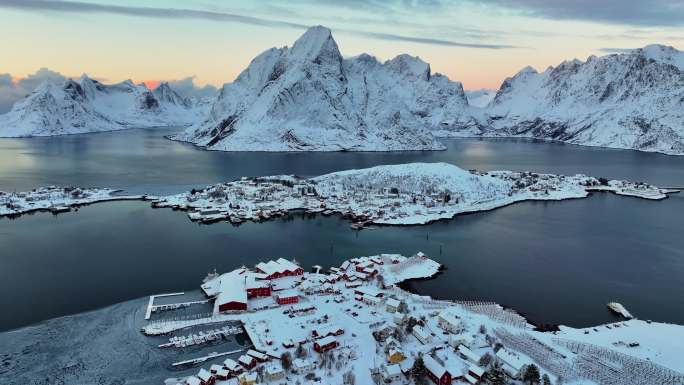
1, 127, 683, 331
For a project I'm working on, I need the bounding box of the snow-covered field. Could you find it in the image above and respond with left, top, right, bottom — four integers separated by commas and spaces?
149, 162, 671, 228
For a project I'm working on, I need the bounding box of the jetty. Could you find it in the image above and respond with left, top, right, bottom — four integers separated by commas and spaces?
171, 348, 246, 368
607, 302, 633, 319
158, 325, 243, 348
144, 292, 186, 320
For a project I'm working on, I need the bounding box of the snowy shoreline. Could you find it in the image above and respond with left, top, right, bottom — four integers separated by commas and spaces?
0, 186, 143, 217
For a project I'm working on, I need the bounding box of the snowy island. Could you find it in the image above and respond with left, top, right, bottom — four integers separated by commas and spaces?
138, 253, 684, 385
0, 186, 141, 217
149, 162, 673, 228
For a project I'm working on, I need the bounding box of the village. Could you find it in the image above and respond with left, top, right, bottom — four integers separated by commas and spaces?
0, 186, 140, 217
1, 164, 672, 227
149, 163, 672, 228
138, 253, 684, 385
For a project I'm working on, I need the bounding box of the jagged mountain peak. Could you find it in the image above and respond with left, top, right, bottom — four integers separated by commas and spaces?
289, 25, 342, 65
171, 24, 465, 152
153, 82, 190, 108
386, 54, 431, 80
637, 44, 684, 70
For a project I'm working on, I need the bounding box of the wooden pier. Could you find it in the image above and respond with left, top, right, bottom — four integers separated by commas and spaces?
171, 348, 247, 367
144, 292, 186, 320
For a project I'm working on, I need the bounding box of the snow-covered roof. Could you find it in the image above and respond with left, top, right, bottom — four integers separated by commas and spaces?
276, 289, 299, 299
438, 310, 462, 327
197, 368, 212, 381
223, 358, 241, 370
247, 349, 269, 360
386, 298, 401, 308
316, 335, 337, 346
265, 363, 283, 375
355, 286, 381, 297
293, 358, 311, 369
468, 365, 485, 377
238, 354, 255, 365
384, 363, 402, 376
458, 345, 481, 363
496, 348, 529, 371
256, 258, 301, 276
423, 355, 447, 378
413, 325, 430, 341
216, 271, 247, 306
186, 377, 201, 385
312, 324, 342, 337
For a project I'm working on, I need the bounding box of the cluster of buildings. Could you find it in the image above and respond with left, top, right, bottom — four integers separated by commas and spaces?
157, 253, 637, 385
201, 258, 305, 312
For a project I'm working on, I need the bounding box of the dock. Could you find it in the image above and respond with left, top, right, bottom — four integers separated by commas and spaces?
145, 292, 186, 320
171, 348, 246, 367
158, 325, 243, 348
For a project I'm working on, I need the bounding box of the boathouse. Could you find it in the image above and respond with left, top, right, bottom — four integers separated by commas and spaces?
216, 275, 248, 312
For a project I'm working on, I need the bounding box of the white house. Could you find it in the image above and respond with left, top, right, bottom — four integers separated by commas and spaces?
383, 364, 403, 382
264, 363, 285, 381
293, 358, 314, 374
448, 333, 474, 348
437, 310, 465, 334
457, 345, 482, 364
385, 298, 401, 313
412, 325, 432, 345
496, 348, 531, 379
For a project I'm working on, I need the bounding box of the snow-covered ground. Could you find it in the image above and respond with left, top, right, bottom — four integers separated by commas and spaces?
150, 162, 671, 228
0, 186, 141, 216
142, 254, 684, 385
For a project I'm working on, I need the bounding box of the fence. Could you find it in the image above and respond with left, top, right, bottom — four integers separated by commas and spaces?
554, 339, 684, 385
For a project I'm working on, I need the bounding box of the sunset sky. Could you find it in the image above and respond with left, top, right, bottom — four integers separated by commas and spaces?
1, 0, 684, 91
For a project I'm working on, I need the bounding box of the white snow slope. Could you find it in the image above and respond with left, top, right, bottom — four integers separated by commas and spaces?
441, 44, 684, 155
171, 26, 472, 152
0, 76, 207, 137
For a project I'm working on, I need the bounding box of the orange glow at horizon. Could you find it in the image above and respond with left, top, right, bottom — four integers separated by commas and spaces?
140, 80, 161, 89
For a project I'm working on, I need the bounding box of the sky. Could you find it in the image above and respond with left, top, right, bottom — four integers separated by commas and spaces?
1, 0, 684, 103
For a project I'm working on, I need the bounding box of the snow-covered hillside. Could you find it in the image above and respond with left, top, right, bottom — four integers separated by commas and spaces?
465, 88, 496, 107
171, 26, 472, 151
0, 75, 206, 137
442, 44, 684, 155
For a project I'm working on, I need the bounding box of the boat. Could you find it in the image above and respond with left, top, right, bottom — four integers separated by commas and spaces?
49, 205, 71, 214
607, 302, 633, 319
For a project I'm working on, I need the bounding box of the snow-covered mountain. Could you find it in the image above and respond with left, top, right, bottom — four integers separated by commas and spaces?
172, 26, 470, 151
444, 44, 684, 155
0, 76, 206, 137
465, 89, 496, 108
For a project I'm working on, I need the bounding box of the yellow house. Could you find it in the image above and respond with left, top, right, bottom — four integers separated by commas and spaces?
388, 348, 406, 364
239, 372, 257, 385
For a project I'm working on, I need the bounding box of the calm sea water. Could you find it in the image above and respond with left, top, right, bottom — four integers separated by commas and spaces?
1, 128, 683, 331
